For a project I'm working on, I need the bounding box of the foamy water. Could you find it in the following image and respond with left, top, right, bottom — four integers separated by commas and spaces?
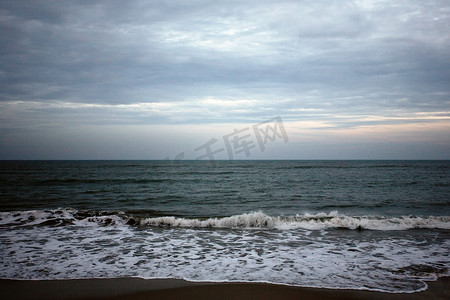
1, 209, 449, 230
0, 209, 449, 293
1, 160, 449, 293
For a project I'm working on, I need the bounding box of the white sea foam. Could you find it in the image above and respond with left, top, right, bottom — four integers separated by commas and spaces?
138, 211, 450, 230
1, 209, 449, 230
0, 210, 75, 226
0, 216, 449, 293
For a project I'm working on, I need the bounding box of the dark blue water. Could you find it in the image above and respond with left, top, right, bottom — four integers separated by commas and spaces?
1, 160, 449, 217
0, 160, 449, 292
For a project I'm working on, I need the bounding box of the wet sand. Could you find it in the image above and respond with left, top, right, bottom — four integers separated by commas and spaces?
0, 277, 448, 300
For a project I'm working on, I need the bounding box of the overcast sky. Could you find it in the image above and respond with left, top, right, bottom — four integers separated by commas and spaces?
0, 0, 449, 159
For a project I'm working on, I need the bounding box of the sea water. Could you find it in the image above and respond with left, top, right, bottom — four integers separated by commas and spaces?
0, 160, 449, 292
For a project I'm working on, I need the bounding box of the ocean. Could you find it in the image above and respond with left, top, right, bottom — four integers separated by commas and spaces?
0, 160, 449, 293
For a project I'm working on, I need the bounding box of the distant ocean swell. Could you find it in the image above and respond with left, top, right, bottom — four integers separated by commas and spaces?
1, 209, 449, 230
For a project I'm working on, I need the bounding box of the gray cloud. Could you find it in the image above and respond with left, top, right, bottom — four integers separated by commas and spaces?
1, 0, 448, 104
0, 0, 449, 159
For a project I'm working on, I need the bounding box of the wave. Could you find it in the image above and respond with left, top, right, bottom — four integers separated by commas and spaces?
137, 211, 450, 230
0, 209, 126, 228
1, 209, 449, 231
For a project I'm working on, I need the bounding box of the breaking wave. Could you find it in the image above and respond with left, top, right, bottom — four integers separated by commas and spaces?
137, 211, 450, 230
1, 209, 449, 231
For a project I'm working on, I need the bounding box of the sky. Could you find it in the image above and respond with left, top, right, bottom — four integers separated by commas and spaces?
0, 0, 449, 160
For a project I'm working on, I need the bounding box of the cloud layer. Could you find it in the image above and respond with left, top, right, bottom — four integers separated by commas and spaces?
0, 0, 449, 158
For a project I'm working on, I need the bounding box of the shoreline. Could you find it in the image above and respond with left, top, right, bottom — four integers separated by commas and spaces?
1, 277, 448, 300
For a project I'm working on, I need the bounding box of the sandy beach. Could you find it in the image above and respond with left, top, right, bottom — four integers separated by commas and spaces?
1, 277, 448, 300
